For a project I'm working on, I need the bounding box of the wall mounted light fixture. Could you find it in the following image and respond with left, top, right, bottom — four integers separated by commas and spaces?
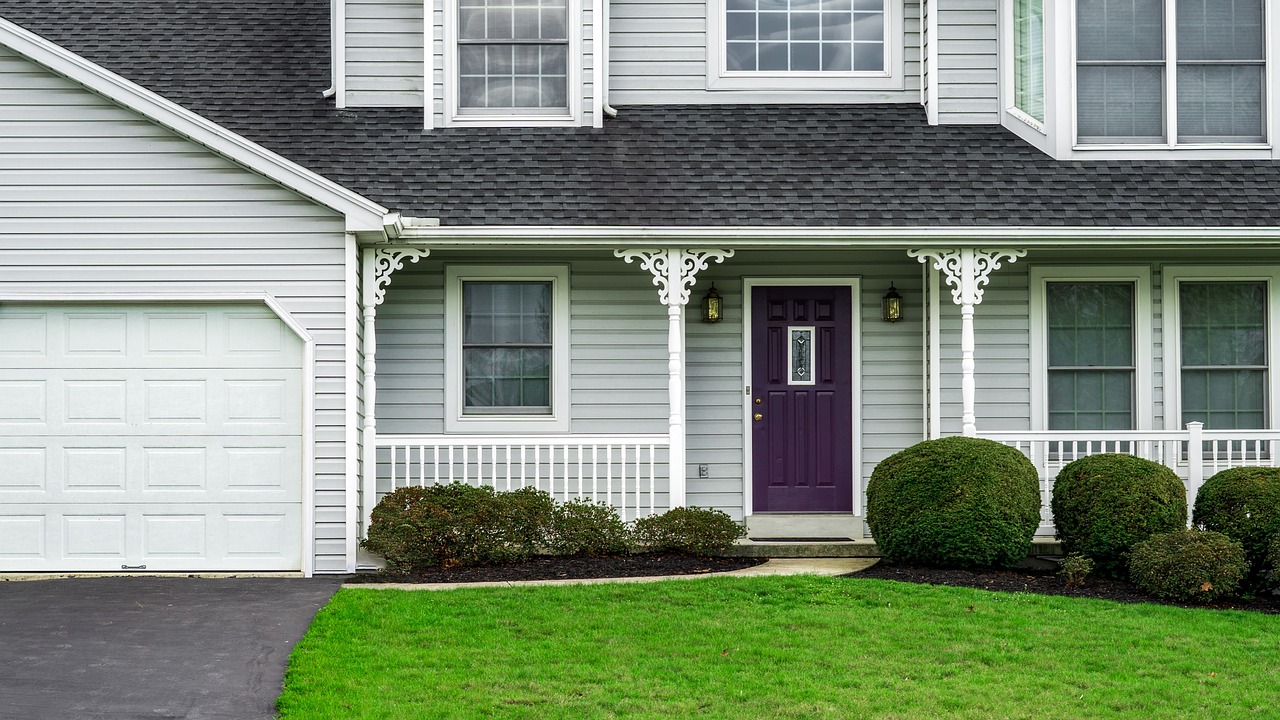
882, 283, 903, 322
701, 284, 723, 323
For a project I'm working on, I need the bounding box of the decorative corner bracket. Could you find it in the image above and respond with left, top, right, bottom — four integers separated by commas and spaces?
908, 248, 1027, 306
370, 247, 431, 306
614, 248, 735, 306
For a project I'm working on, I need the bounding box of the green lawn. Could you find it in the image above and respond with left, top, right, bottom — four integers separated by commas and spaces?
277, 576, 1280, 719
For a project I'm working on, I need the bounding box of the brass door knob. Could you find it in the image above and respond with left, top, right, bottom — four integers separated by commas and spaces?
753, 413, 763, 421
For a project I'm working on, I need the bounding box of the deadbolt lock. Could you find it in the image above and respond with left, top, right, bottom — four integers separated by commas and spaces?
754, 397, 762, 404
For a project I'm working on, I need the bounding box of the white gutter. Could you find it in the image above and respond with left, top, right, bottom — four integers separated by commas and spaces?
392, 222, 1280, 247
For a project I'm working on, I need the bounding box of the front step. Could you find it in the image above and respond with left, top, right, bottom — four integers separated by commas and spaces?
745, 513, 865, 540
728, 538, 1066, 560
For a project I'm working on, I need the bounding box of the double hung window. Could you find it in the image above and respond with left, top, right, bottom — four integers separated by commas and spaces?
1046, 282, 1137, 430
455, 0, 570, 117
724, 0, 886, 73
1076, 0, 1265, 145
446, 266, 569, 431
1179, 281, 1268, 429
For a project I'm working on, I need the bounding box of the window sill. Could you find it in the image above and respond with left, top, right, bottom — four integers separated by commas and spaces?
707, 72, 903, 93
1007, 107, 1045, 134
445, 114, 580, 128
445, 416, 571, 434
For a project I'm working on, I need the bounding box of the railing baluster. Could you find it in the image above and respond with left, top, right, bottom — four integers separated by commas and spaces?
648, 444, 656, 515
578, 444, 585, 499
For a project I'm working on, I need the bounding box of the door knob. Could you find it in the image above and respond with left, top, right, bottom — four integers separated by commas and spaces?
753, 413, 763, 421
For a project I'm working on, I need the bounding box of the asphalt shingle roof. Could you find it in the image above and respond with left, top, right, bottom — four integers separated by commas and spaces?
2, 0, 1280, 227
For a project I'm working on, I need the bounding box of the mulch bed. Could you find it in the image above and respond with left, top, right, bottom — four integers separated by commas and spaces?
852, 562, 1280, 614
345, 553, 766, 584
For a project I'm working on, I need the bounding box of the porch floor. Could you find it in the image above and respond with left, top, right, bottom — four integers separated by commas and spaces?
728, 539, 1066, 558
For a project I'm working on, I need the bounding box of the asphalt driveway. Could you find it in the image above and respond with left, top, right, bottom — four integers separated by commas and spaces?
0, 577, 341, 720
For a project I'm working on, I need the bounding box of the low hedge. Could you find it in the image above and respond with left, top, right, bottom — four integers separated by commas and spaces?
548, 499, 634, 557
865, 437, 1041, 568
1268, 534, 1280, 589
1193, 467, 1280, 584
1050, 454, 1187, 578
1129, 529, 1246, 603
633, 507, 744, 556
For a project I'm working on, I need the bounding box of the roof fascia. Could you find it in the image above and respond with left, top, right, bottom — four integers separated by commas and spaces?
0, 17, 389, 235
393, 224, 1280, 249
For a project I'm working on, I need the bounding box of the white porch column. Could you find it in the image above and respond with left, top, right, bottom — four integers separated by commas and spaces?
615, 248, 734, 508
908, 248, 1026, 437
360, 246, 430, 534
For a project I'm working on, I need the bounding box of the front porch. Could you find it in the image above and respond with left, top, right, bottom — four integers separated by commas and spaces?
359, 240, 1280, 546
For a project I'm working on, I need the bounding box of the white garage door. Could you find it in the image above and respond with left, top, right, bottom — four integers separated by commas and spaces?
0, 304, 304, 572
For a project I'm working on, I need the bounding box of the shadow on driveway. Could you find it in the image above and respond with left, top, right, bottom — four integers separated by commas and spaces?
0, 577, 342, 720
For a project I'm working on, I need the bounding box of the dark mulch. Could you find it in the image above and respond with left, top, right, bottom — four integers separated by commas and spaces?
345, 553, 766, 584
853, 562, 1280, 614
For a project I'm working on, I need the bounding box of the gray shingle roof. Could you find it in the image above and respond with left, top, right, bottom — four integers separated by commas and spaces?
3, 0, 1280, 227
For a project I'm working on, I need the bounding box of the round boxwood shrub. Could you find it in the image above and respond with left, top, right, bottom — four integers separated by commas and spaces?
1050, 454, 1187, 578
633, 507, 744, 556
361, 483, 553, 571
1193, 467, 1280, 583
1128, 529, 1246, 603
865, 437, 1041, 568
548, 499, 634, 556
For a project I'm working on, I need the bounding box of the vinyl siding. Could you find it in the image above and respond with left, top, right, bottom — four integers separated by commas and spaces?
608, 0, 922, 105
935, 0, 999, 124
0, 47, 354, 573
345, 0, 425, 108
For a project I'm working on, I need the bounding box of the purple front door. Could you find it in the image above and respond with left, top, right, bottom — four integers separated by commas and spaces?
750, 286, 853, 512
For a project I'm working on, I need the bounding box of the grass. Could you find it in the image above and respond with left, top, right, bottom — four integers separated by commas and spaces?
277, 576, 1280, 719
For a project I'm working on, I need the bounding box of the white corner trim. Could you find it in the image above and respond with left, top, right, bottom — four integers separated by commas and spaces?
444, 265, 572, 433
1028, 266, 1154, 432
1160, 266, 1280, 433
0, 17, 387, 233
331, 0, 346, 108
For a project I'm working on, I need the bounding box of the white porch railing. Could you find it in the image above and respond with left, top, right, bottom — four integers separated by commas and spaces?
982, 422, 1280, 534
375, 434, 671, 519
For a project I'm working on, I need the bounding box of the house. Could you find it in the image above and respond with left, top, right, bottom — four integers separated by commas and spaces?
2, 0, 1279, 576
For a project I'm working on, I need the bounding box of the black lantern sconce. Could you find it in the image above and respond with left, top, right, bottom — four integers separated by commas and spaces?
701, 284, 723, 323
882, 283, 903, 323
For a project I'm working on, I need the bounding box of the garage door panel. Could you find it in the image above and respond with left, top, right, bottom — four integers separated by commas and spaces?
0, 505, 303, 571
0, 303, 304, 572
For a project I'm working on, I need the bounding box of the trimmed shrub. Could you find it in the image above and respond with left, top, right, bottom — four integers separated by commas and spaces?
1050, 454, 1187, 578
1058, 553, 1095, 588
1267, 534, 1280, 589
865, 437, 1041, 568
1193, 467, 1280, 584
548, 499, 634, 556
361, 483, 553, 571
1129, 529, 1246, 603
633, 507, 744, 556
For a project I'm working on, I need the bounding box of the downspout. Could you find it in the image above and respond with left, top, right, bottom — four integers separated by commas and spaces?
600, 0, 617, 119
325, 0, 346, 107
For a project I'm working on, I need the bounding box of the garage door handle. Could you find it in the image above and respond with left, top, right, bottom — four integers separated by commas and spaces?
121, 564, 147, 570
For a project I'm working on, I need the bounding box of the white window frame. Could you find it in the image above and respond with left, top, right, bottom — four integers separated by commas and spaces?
1069, 0, 1273, 151
1003, 0, 1046, 132
444, 265, 571, 432
705, 0, 904, 91
1162, 266, 1280, 431
442, 0, 583, 127
1030, 266, 1154, 431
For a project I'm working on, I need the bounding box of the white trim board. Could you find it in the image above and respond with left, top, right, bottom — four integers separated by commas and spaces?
741, 277, 863, 519
0, 17, 388, 234
1028, 266, 1154, 431
0, 292, 318, 577
1160, 266, 1280, 432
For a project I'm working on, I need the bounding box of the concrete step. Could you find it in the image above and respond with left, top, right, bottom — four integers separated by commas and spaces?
728, 538, 1066, 559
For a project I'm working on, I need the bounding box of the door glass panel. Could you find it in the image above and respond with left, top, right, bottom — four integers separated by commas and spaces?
788, 326, 815, 385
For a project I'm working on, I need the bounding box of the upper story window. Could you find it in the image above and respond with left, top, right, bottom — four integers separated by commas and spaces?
1075, 0, 1266, 145
446, 0, 579, 125
1013, 0, 1045, 124
707, 0, 903, 91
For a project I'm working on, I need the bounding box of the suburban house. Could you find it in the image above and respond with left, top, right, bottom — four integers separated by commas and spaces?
2, 0, 1280, 576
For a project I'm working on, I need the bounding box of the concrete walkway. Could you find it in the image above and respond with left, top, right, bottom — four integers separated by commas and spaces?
350, 557, 879, 591
0, 577, 341, 720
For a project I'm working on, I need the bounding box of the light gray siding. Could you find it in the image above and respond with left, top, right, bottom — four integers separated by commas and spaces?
0, 48, 354, 573
345, 0, 425, 108
608, 0, 922, 105
934, 0, 999, 124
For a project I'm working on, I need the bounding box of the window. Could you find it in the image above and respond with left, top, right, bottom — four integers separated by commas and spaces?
445, 266, 570, 431
450, 0, 575, 122
707, 0, 901, 90
1013, 0, 1044, 123
1031, 267, 1152, 431
1075, 0, 1265, 145
1179, 281, 1267, 429
1046, 282, 1136, 429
